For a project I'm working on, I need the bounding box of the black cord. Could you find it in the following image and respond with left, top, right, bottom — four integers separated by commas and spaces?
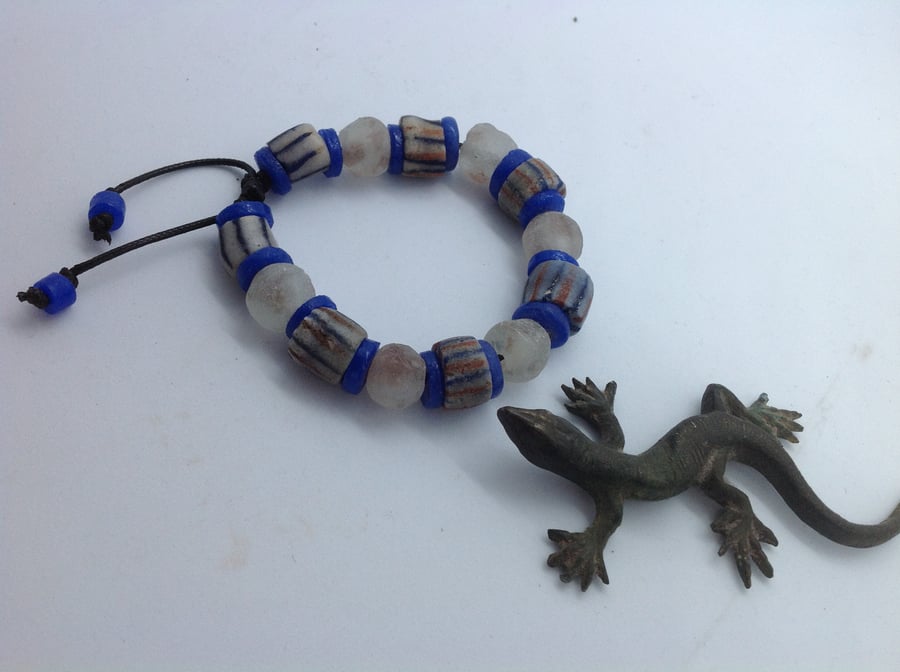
70, 215, 218, 277
18, 156, 270, 310
111, 158, 258, 193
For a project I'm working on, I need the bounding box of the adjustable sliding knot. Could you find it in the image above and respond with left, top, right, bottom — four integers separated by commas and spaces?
239, 169, 271, 203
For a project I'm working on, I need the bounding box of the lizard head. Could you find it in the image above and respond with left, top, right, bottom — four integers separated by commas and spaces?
497, 406, 595, 485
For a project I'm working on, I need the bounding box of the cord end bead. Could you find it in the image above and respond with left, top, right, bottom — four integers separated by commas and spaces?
18, 270, 77, 314
88, 190, 126, 243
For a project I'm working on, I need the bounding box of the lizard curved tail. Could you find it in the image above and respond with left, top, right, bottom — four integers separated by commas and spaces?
736, 442, 900, 548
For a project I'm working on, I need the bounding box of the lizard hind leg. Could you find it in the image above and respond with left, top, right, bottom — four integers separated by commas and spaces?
700, 471, 778, 588
701, 384, 803, 443
547, 490, 624, 591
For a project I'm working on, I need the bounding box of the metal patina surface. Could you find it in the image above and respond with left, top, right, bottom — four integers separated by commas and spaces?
498, 378, 900, 590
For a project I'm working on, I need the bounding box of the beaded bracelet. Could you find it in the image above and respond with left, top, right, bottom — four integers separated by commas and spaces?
17, 115, 594, 411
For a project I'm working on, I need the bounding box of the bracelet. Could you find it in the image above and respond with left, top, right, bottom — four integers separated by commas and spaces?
17, 115, 594, 411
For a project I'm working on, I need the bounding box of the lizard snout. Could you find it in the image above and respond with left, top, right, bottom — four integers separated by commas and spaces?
497, 406, 567, 469
497, 406, 544, 448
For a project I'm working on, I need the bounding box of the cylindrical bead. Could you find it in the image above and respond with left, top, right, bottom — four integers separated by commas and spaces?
216, 202, 277, 276
285, 295, 336, 339
493, 152, 566, 227
458, 123, 518, 186
521, 259, 593, 335
265, 123, 332, 183
430, 336, 503, 410
366, 343, 427, 409
394, 115, 459, 177
522, 211, 583, 260
484, 319, 551, 383
245, 263, 316, 334
288, 307, 368, 385
339, 117, 392, 177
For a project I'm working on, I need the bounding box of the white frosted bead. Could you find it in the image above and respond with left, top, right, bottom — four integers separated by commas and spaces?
365, 343, 426, 409
245, 263, 316, 334
522, 212, 584, 260
339, 117, 391, 177
458, 123, 517, 186
484, 319, 551, 383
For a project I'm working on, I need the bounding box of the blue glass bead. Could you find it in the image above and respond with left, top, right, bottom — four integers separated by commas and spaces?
318, 128, 343, 177
512, 301, 571, 348
216, 201, 273, 228
387, 123, 404, 175
442, 116, 460, 171
478, 339, 505, 399
489, 149, 532, 200
88, 190, 126, 231
33, 272, 77, 315
341, 338, 381, 394
518, 189, 566, 228
285, 295, 337, 339
526, 250, 579, 275
254, 146, 292, 195
235, 247, 293, 291
419, 351, 444, 409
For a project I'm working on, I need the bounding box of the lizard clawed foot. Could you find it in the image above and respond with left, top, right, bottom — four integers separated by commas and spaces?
547, 528, 611, 591
748, 393, 803, 443
563, 378, 616, 418
711, 507, 778, 588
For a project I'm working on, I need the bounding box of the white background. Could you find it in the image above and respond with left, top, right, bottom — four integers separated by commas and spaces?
2, 2, 899, 670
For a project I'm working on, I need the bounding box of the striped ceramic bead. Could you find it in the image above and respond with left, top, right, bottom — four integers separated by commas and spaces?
429, 336, 503, 410
521, 259, 593, 334
216, 202, 278, 276
390, 115, 460, 177
255, 123, 337, 194
491, 151, 567, 227
288, 307, 369, 385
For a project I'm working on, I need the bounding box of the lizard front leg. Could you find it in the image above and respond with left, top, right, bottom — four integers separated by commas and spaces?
700, 471, 778, 588
547, 488, 624, 590
562, 378, 625, 451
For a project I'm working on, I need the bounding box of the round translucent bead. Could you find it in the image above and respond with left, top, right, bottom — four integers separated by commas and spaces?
458, 123, 517, 185
245, 263, 316, 334
365, 343, 427, 409
339, 117, 391, 177
484, 319, 551, 383
522, 211, 584, 260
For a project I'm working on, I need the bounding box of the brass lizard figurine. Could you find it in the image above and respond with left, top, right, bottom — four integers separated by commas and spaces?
498, 379, 900, 590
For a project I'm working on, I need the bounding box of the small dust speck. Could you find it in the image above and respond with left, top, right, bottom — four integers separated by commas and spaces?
573, 16, 578, 23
